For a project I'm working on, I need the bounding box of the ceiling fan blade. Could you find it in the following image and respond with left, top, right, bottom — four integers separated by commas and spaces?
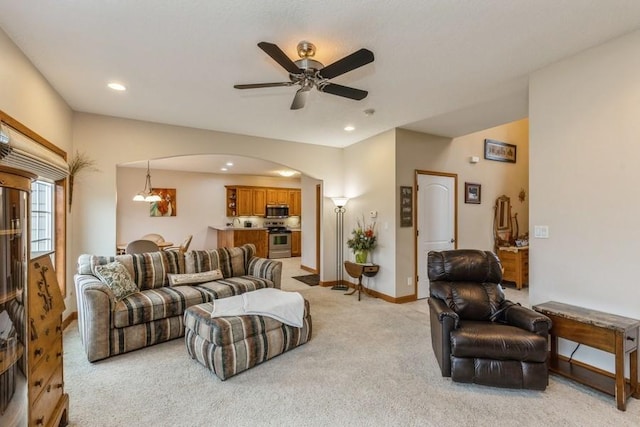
234, 82, 293, 89
258, 42, 302, 75
319, 48, 374, 80
319, 83, 368, 100
290, 87, 311, 110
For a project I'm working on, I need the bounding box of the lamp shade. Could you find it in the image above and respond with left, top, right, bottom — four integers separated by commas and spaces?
331, 197, 349, 208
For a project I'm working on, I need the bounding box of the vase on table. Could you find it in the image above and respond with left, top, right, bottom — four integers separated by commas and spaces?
355, 250, 368, 264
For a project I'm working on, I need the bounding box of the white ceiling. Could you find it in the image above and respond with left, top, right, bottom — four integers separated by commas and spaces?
1, 0, 640, 152
121, 154, 301, 178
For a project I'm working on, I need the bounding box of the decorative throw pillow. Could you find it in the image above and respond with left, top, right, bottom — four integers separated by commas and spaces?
167, 269, 223, 286
94, 261, 139, 300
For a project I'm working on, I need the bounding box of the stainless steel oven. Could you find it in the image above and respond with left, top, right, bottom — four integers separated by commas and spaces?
264, 220, 292, 258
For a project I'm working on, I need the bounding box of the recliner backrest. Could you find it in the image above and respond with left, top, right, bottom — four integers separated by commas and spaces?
428, 249, 502, 283
428, 249, 505, 321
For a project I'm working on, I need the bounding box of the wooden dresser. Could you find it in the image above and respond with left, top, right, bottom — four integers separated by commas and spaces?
28, 254, 69, 426
497, 246, 529, 289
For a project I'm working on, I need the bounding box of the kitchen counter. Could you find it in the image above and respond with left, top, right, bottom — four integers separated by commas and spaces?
211, 226, 269, 258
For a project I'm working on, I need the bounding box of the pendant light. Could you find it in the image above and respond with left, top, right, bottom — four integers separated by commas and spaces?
133, 161, 162, 202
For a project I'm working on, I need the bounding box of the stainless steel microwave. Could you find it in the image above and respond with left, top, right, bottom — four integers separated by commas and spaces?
265, 204, 289, 218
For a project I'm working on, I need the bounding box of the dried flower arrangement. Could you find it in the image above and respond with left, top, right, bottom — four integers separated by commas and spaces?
67, 151, 98, 212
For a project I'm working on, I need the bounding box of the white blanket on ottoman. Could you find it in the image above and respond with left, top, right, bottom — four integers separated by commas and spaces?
210, 288, 305, 328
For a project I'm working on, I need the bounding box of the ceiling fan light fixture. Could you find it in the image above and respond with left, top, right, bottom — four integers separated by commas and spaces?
234, 41, 374, 110
297, 41, 316, 58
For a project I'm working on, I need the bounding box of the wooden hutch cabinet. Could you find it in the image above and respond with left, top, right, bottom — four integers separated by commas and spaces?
0, 166, 68, 427
497, 246, 529, 290
28, 254, 68, 426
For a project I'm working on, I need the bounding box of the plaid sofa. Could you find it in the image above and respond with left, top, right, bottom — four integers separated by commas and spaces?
74, 244, 281, 362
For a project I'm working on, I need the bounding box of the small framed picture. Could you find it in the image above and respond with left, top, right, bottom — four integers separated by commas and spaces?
484, 139, 516, 163
400, 186, 413, 227
465, 182, 481, 204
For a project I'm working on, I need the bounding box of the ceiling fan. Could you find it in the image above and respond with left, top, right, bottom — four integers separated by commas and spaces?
234, 41, 374, 110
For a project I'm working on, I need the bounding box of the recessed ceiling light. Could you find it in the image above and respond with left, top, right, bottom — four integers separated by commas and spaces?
279, 170, 296, 177
344, 125, 355, 132
226, 162, 233, 166
107, 82, 127, 91
220, 167, 228, 172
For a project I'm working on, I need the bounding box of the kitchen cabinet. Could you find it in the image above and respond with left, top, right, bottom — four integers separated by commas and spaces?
217, 229, 269, 258
266, 188, 288, 205
236, 188, 253, 216
291, 230, 301, 257
225, 186, 254, 217
225, 187, 238, 217
288, 190, 301, 216
226, 185, 301, 218
252, 188, 266, 216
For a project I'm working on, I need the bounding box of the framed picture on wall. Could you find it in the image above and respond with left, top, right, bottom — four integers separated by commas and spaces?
150, 188, 177, 217
484, 139, 517, 163
400, 186, 413, 227
464, 182, 481, 204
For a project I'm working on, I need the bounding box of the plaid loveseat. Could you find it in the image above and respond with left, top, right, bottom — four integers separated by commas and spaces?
74, 244, 281, 362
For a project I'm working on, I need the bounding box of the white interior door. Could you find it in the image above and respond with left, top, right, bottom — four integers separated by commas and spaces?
417, 173, 456, 299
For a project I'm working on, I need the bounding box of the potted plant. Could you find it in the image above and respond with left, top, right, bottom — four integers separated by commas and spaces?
346, 217, 377, 263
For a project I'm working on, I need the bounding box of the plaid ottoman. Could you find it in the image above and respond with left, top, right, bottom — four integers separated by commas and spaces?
184, 299, 312, 380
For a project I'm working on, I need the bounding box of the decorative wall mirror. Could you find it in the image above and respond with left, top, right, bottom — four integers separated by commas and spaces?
493, 195, 518, 251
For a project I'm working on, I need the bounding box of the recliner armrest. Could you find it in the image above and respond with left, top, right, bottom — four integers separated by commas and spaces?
502, 302, 552, 335
428, 297, 459, 377
429, 297, 460, 328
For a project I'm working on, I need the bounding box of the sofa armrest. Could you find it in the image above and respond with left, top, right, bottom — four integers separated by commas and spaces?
501, 301, 552, 336
74, 274, 116, 362
247, 257, 283, 289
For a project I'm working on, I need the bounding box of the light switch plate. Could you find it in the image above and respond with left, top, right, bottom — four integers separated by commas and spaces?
534, 225, 549, 238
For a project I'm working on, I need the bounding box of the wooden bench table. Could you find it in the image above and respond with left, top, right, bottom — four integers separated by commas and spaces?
533, 301, 640, 411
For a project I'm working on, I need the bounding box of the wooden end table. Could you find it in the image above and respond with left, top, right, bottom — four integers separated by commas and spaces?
533, 301, 640, 411
343, 261, 379, 301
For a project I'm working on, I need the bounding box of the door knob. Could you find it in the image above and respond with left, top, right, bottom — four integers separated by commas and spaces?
450, 238, 455, 243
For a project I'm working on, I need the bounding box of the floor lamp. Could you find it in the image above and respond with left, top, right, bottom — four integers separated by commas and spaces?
331, 197, 349, 291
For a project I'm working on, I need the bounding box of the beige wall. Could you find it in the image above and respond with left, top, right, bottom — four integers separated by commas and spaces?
300, 175, 322, 270
117, 167, 301, 250
529, 29, 640, 372
343, 129, 397, 295
395, 120, 529, 298
0, 28, 73, 150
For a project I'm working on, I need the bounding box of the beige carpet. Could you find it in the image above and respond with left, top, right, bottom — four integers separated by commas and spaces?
63, 258, 640, 426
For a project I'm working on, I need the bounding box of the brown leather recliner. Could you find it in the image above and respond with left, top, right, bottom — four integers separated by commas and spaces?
427, 249, 552, 390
